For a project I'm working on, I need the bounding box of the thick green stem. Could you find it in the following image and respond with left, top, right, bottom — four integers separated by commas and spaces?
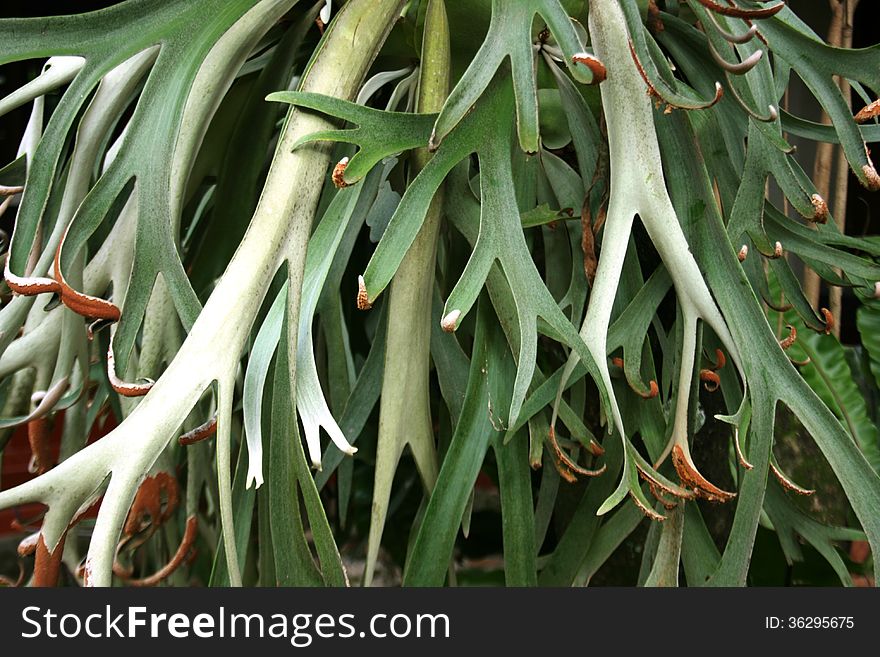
365, 0, 450, 587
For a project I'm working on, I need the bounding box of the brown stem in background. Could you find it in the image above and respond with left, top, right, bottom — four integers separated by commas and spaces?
804, 3, 843, 309
829, 1, 858, 338
805, 0, 858, 334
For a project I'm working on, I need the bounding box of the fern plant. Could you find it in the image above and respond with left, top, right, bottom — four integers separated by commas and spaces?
0, 0, 878, 587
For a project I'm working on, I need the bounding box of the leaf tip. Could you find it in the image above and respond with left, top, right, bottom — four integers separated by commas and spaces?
571, 52, 606, 84
356, 275, 372, 310
332, 157, 351, 188
441, 309, 461, 333
810, 194, 828, 223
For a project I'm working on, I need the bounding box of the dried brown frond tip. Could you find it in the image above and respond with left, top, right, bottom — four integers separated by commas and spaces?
854, 98, 880, 123
356, 274, 371, 310
178, 416, 218, 446
862, 164, 880, 191
571, 53, 606, 84
810, 194, 828, 223
672, 445, 736, 503
121, 516, 199, 587
637, 380, 660, 399
440, 309, 461, 333
820, 307, 834, 335
734, 427, 754, 470
700, 369, 720, 392
547, 426, 606, 479
770, 461, 815, 496
779, 325, 797, 350
332, 157, 350, 188
628, 490, 666, 521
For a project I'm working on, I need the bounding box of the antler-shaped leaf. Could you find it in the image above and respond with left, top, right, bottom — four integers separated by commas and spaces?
658, 94, 880, 587
619, 0, 724, 113
431, 0, 600, 153
268, 91, 435, 184
551, 0, 744, 514
754, 5, 880, 190
277, 73, 612, 426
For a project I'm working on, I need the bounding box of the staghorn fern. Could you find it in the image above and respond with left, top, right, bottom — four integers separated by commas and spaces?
0, 0, 878, 588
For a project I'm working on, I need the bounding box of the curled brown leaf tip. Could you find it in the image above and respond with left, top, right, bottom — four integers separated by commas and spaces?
4, 259, 59, 296
628, 41, 722, 113
694, 0, 785, 19
672, 445, 736, 503
178, 416, 218, 446
638, 380, 660, 399
548, 426, 606, 479
587, 439, 605, 457
356, 274, 371, 310
119, 516, 198, 587
332, 157, 350, 188
779, 325, 797, 350
770, 461, 815, 496
107, 345, 153, 397
734, 428, 754, 470
699, 369, 720, 392
52, 232, 121, 321
647, 481, 678, 509
854, 99, 880, 123
635, 463, 696, 501
628, 490, 666, 521
810, 194, 828, 223
611, 357, 657, 398
571, 53, 606, 84
713, 348, 726, 370
820, 307, 834, 335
